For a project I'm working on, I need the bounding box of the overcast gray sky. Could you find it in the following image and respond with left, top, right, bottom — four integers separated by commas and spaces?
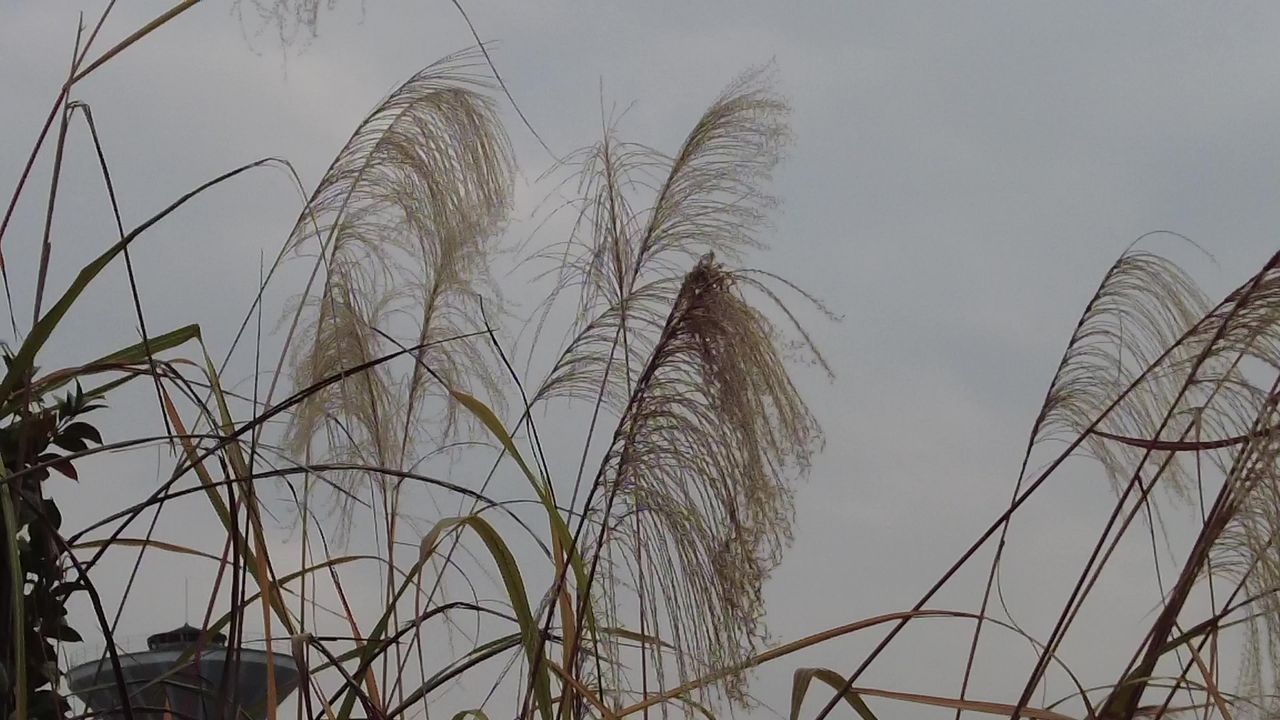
5, 2, 1280, 719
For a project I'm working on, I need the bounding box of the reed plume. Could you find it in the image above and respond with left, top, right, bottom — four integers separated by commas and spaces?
282, 49, 513, 518
591, 254, 823, 704
527, 67, 831, 706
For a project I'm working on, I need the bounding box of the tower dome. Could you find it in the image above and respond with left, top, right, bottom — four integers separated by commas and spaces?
67, 624, 299, 720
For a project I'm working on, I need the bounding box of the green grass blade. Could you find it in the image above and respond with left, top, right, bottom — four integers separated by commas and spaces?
336, 514, 554, 720
0, 159, 272, 412
33, 324, 201, 396
450, 391, 593, 601
390, 634, 524, 716
1, 483, 25, 720
92, 324, 200, 365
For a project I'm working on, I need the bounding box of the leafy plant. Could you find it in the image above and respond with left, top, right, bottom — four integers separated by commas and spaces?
0, 381, 104, 720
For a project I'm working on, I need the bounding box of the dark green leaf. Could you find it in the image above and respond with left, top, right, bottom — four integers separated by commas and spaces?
59, 422, 101, 446
45, 621, 81, 643
51, 436, 87, 453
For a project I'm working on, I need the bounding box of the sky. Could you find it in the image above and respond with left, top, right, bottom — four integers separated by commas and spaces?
4, 2, 1280, 719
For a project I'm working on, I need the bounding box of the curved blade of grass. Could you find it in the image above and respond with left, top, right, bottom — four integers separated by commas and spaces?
161, 381, 285, 720
306, 603, 507, 676
201, 556, 378, 638
439, 515, 555, 720
450, 391, 585, 579
336, 514, 553, 720
47, 324, 198, 376
159, 382, 294, 636
71, 537, 222, 562
849, 684, 1071, 720
1, 484, 25, 720
0, 159, 274, 412
791, 668, 878, 720
793, 668, 1076, 720
31, 323, 200, 395
544, 658, 616, 720
451, 389, 607, 720
617, 609, 978, 716
200, 346, 249, 475
598, 626, 674, 652
83, 373, 139, 401
195, 343, 289, 720
91, 324, 200, 366
331, 519, 461, 720
450, 389, 600, 650
389, 633, 524, 717
1180, 632, 1232, 720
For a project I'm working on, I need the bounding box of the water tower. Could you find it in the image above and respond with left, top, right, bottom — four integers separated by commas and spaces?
67, 624, 300, 720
